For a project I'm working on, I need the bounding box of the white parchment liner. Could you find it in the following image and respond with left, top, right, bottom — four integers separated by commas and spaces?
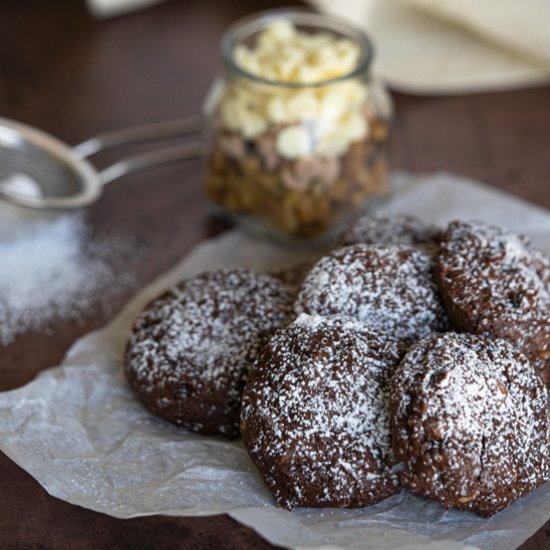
1, 173, 549, 550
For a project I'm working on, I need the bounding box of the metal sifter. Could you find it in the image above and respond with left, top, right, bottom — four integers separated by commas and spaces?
0, 116, 202, 210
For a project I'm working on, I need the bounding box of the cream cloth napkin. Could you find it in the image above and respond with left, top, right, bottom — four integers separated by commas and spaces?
86, 0, 166, 18
309, 0, 550, 94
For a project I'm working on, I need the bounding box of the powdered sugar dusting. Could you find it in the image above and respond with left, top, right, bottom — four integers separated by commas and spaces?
294, 244, 449, 341
241, 315, 405, 509
340, 214, 441, 249
125, 268, 294, 437
438, 220, 550, 387
390, 332, 549, 516
0, 205, 135, 344
294, 312, 324, 329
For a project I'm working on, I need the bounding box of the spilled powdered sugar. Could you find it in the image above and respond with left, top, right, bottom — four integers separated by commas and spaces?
294, 244, 449, 342
0, 204, 135, 344
390, 332, 549, 516
241, 314, 405, 509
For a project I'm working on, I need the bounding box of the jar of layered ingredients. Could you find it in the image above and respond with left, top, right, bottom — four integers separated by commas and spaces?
203, 10, 392, 242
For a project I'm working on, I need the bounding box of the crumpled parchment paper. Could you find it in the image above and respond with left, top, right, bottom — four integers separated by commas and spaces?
1, 172, 549, 550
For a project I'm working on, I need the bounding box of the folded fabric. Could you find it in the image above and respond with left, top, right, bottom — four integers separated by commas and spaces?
403, 0, 550, 67
309, 0, 550, 94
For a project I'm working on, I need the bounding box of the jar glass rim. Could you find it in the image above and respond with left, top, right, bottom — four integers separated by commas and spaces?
221, 8, 374, 89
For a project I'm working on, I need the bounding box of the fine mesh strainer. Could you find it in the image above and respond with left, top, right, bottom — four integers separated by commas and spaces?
0, 116, 202, 210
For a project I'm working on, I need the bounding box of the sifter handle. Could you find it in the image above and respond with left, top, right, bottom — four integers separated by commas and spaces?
72, 115, 202, 159
98, 141, 204, 186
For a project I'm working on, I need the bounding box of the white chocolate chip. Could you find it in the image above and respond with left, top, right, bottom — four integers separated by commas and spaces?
320, 91, 348, 121
240, 111, 268, 139
317, 134, 349, 157
233, 20, 361, 86
344, 114, 369, 142
267, 96, 291, 124
260, 19, 296, 45
286, 91, 318, 119
276, 126, 312, 159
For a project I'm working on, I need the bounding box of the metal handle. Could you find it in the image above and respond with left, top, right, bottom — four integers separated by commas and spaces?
70, 115, 204, 186
98, 141, 204, 185
72, 115, 202, 159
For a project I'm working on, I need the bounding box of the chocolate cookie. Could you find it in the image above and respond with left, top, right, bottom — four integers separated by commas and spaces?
438, 220, 550, 389
124, 268, 293, 438
390, 332, 549, 517
241, 314, 406, 509
294, 244, 449, 341
340, 214, 441, 249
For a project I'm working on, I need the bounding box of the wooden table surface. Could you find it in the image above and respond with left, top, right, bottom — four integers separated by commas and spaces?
1, 1, 549, 548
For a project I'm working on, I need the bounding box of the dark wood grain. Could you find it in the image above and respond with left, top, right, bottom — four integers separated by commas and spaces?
0, 1, 548, 549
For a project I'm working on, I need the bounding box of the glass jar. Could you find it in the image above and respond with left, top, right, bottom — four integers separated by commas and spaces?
203, 9, 392, 243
